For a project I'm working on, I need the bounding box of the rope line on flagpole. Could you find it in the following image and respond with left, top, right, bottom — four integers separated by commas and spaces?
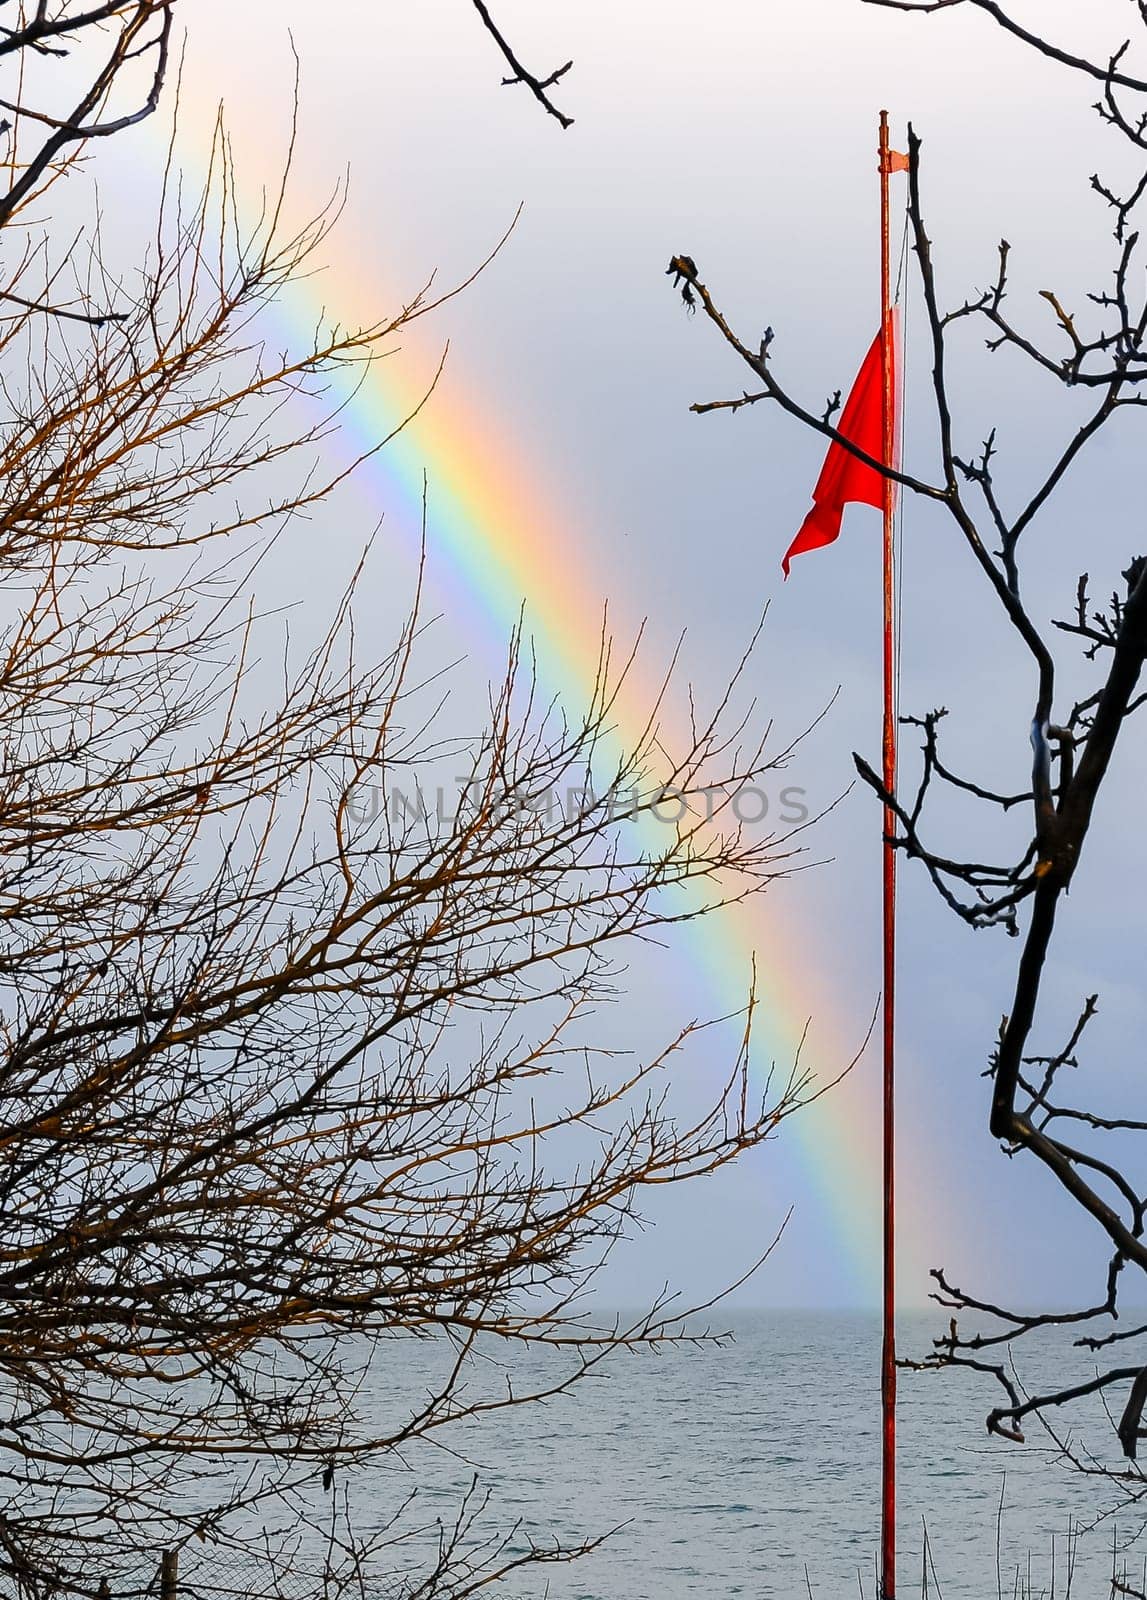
894, 207, 910, 306
894, 206, 910, 747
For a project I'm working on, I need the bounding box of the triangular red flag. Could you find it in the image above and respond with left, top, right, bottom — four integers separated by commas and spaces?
782, 309, 899, 578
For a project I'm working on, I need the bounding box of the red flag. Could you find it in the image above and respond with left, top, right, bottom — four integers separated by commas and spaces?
782, 310, 899, 577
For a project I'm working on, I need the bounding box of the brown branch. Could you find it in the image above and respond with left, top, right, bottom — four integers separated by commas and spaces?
0, 25, 811, 1591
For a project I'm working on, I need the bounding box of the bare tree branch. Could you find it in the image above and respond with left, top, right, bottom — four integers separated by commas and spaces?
670, 0, 1147, 1506
0, 8, 816, 1596
861, 0, 1147, 93
468, 0, 574, 128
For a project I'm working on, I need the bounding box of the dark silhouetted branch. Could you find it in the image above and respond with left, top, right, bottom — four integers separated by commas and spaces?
469, 0, 574, 128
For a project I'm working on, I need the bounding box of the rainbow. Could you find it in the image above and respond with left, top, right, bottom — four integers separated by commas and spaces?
152, 100, 939, 1308
276, 253, 893, 1303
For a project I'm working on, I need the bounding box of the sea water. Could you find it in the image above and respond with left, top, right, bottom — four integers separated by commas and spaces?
231, 1309, 1140, 1600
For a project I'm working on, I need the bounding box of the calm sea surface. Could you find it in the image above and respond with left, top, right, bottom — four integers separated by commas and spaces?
315, 1310, 1141, 1600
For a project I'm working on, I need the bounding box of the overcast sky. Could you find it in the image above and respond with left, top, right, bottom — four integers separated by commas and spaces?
102, 0, 1147, 1310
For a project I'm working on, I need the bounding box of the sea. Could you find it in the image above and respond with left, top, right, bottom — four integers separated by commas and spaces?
221, 1310, 1147, 1600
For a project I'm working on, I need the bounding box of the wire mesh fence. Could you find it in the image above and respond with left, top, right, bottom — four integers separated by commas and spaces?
0, 1554, 333, 1600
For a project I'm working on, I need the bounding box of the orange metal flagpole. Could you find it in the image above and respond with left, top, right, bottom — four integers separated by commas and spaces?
878, 108, 900, 1600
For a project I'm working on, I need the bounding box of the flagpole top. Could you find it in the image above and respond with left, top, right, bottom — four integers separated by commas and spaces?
879, 112, 910, 175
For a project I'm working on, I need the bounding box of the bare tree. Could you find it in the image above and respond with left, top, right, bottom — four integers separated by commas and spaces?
664, 0, 1147, 1529
0, 5, 817, 1596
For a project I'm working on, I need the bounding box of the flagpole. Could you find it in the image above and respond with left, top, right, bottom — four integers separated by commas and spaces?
878, 108, 899, 1600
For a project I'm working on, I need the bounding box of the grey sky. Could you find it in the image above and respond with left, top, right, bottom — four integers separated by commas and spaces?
106, 0, 1146, 1310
